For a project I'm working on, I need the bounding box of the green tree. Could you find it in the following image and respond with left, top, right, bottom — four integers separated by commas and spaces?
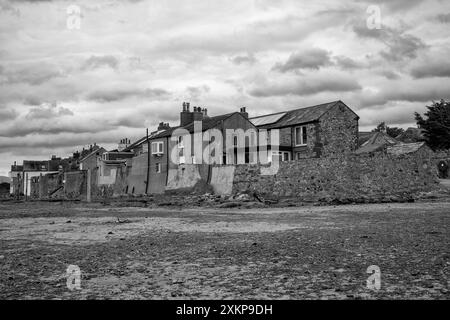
415, 100, 450, 150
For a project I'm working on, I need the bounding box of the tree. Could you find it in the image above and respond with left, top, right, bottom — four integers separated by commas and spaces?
372, 122, 405, 138
415, 100, 450, 150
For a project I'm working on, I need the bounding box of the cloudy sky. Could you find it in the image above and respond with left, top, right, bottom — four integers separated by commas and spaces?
1, 0, 450, 176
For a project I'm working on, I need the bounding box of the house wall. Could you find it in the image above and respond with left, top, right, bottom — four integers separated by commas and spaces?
126, 153, 148, 195
318, 102, 359, 157
290, 122, 320, 159
148, 137, 168, 194
222, 113, 258, 165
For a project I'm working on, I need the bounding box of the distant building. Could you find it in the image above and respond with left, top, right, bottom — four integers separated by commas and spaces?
9, 158, 61, 196
79, 147, 106, 172
396, 127, 425, 143
355, 131, 399, 154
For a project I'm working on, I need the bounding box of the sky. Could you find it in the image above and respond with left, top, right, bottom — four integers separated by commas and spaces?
0, 0, 450, 176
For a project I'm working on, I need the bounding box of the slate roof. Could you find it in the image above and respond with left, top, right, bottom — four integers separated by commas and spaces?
79, 147, 106, 162
125, 112, 243, 147
249, 100, 358, 129
387, 142, 427, 156
355, 131, 399, 154
151, 113, 240, 139
358, 132, 374, 146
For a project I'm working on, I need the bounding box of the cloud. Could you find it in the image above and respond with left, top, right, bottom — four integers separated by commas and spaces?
1, 63, 65, 86
25, 102, 74, 120
378, 70, 400, 80
249, 74, 361, 97
272, 48, 332, 72
333, 56, 364, 70
352, 24, 426, 62
23, 96, 43, 106
0, 1, 20, 17
186, 85, 210, 100
86, 88, 171, 102
81, 55, 119, 71
436, 13, 450, 23
0, 107, 18, 122
358, 80, 450, 107
230, 53, 257, 65
410, 61, 450, 78
356, 0, 424, 12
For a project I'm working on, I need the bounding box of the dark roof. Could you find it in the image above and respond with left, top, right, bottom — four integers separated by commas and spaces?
79, 147, 106, 162
151, 112, 240, 139
355, 131, 399, 154
249, 100, 358, 129
387, 142, 428, 156
358, 132, 374, 146
181, 113, 235, 133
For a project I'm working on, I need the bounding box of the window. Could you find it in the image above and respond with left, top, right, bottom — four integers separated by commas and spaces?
270, 151, 291, 162
151, 141, 164, 155
295, 126, 307, 146
177, 136, 184, 148
178, 136, 185, 164
155, 163, 161, 173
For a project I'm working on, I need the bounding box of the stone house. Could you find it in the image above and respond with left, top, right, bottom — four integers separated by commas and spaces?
249, 100, 359, 161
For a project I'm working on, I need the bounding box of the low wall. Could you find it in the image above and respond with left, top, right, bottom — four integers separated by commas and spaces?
64, 171, 87, 199
126, 154, 147, 195
210, 166, 235, 195
231, 153, 439, 202
166, 165, 202, 191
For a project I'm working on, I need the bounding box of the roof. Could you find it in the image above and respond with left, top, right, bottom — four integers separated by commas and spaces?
249, 100, 358, 129
355, 131, 399, 154
387, 142, 427, 156
79, 147, 106, 162
396, 127, 425, 143
181, 113, 235, 134
358, 132, 374, 146
250, 112, 287, 127
123, 129, 168, 152
149, 112, 246, 139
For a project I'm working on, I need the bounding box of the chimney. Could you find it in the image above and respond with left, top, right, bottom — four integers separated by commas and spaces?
118, 138, 129, 151
158, 122, 170, 131
193, 106, 203, 122
240, 106, 249, 119
180, 101, 194, 126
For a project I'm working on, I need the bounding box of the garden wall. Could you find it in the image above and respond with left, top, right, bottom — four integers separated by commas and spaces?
231, 152, 439, 202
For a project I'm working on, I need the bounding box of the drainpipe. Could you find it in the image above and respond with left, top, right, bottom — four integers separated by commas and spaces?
146, 128, 150, 194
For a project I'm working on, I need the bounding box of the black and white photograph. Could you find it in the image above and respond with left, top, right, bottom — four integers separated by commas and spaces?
0, 0, 449, 310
